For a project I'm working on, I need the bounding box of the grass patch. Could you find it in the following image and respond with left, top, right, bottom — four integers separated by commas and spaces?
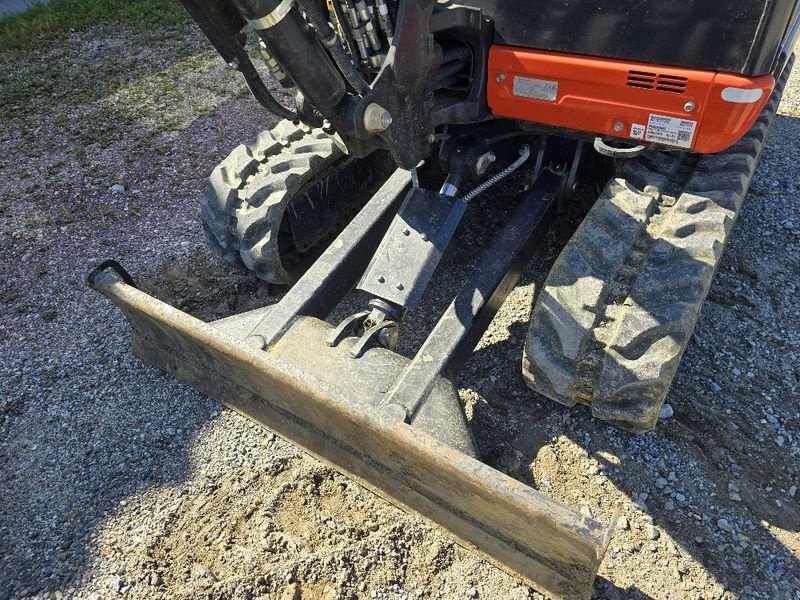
0, 0, 189, 52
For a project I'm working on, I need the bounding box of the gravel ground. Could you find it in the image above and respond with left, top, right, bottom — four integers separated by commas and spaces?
1, 22, 798, 600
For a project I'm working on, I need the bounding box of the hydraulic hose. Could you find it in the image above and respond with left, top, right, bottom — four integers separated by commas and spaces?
296, 0, 371, 95
240, 55, 297, 120
235, 0, 346, 115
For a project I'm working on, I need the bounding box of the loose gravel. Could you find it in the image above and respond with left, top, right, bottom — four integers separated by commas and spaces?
1, 23, 798, 600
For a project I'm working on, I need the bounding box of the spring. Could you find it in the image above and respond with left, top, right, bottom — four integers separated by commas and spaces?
461, 145, 531, 202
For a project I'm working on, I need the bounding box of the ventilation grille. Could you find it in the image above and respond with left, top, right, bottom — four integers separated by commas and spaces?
627, 70, 688, 94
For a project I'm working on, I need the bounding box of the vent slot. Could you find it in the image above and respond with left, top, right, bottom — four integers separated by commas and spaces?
627, 70, 656, 89
627, 71, 688, 94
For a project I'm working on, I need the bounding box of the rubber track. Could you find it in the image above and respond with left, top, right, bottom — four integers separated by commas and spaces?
201, 120, 347, 284
523, 58, 792, 432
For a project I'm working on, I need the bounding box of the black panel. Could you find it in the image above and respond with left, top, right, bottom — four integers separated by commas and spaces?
467, 0, 799, 76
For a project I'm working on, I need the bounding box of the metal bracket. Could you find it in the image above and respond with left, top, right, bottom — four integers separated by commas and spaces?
358, 187, 469, 309
327, 311, 371, 347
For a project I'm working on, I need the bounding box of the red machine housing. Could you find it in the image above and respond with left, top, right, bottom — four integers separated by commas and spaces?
487, 46, 776, 154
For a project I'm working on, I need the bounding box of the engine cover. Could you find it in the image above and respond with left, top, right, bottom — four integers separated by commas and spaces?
487, 46, 775, 153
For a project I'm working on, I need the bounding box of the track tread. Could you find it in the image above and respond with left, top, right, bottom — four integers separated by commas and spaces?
201, 121, 348, 283
523, 57, 792, 431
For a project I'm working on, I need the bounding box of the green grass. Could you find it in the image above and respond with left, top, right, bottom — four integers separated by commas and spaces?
0, 0, 189, 52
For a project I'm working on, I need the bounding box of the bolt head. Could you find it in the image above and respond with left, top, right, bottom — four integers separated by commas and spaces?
377, 327, 399, 350
377, 275, 386, 283
496, 73, 506, 83
395, 282, 404, 291
363, 103, 392, 133
684, 101, 696, 112
613, 121, 625, 132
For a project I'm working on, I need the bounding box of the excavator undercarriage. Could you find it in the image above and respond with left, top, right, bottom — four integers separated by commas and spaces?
90, 0, 799, 597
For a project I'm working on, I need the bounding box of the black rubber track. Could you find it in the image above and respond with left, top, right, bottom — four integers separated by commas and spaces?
201, 120, 394, 284
524, 57, 793, 432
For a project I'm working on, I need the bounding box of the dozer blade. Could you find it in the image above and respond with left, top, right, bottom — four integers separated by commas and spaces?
90, 170, 613, 600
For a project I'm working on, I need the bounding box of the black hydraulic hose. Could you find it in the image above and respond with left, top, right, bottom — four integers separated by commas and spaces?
240, 55, 296, 121
330, 0, 358, 61
297, 0, 370, 95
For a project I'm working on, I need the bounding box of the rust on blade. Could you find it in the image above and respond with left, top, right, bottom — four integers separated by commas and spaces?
91, 271, 613, 600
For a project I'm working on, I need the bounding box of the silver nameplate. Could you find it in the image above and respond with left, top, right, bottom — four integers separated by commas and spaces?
512, 76, 558, 102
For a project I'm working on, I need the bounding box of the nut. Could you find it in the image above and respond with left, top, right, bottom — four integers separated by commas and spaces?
362, 103, 392, 133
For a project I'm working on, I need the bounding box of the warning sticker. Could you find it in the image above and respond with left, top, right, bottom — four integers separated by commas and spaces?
630, 123, 646, 140
645, 114, 697, 149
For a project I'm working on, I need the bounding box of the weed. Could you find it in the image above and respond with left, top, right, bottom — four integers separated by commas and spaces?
40, 310, 56, 322
58, 205, 74, 224
71, 146, 86, 161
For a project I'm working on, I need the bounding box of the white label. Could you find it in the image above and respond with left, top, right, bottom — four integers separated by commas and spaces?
645, 114, 697, 149
512, 76, 558, 102
630, 123, 646, 140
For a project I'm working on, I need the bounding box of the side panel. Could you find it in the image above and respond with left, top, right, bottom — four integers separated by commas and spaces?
487, 47, 775, 153
469, 0, 799, 76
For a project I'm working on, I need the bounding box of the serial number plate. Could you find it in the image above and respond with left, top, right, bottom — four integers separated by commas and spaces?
645, 114, 697, 149
512, 76, 558, 102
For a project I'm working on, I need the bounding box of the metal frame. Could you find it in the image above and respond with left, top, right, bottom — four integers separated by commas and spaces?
89, 168, 613, 600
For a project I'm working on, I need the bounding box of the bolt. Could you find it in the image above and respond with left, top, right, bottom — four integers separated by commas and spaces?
420, 233, 429, 242
362, 103, 392, 133
377, 275, 385, 283
402, 227, 410, 236
684, 101, 696, 112
496, 73, 506, 83
227, 58, 240, 69
395, 282, 404, 291
613, 121, 625, 132
377, 327, 399, 350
